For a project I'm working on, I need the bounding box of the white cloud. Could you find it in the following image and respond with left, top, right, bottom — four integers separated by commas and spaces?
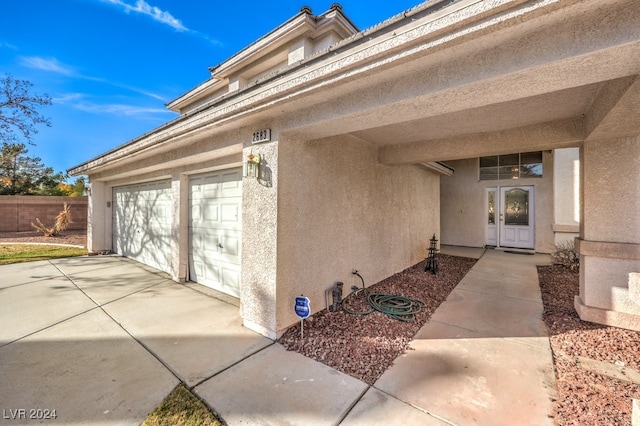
0, 40, 18, 50
53, 93, 85, 103
53, 92, 171, 117
73, 100, 174, 117
109, 82, 165, 101
98, 0, 221, 45
19, 56, 76, 75
101, 0, 187, 32
19, 56, 167, 102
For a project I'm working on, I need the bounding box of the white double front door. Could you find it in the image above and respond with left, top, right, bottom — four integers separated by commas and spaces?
485, 186, 535, 249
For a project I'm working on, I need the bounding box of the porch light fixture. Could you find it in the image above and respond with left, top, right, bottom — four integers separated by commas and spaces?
243, 152, 261, 178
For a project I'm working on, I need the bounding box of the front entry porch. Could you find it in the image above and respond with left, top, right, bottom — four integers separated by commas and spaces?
486, 186, 535, 250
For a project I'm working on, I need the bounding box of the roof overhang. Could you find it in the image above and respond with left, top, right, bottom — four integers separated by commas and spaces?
68, 0, 640, 178
166, 5, 359, 113
165, 77, 225, 112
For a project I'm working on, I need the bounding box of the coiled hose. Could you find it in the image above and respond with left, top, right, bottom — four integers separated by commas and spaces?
342, 271, 424, 322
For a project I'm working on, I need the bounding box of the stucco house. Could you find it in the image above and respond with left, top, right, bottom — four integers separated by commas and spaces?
69, 0, 640, 338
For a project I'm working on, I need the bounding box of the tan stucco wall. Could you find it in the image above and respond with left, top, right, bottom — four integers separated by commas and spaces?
440, 151, 554, 253
274, 134, 440, 334
553, 148, 580, 245
240, 141, 280, 338
580, 256, 640, 313
440, 158, 485, 248
582, 137, 640, 244
576, 135, 640, 328
87, 180, 108, 254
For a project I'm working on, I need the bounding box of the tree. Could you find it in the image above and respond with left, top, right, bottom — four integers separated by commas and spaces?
0, 143, 67, 195
0, 74, 51, 146
69, 176, 87, 197
46, 177, 86, 197
0, 75, 71, 196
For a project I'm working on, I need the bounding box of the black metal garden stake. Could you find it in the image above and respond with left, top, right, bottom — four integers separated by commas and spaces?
425, 233, 439, 275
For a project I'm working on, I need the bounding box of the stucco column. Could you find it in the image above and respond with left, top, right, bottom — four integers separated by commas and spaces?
552, 148, 580, 245
87, 180, 109, 253
170, 173, 188, 283
575, 136, 640, 331
240, 140, 279, 339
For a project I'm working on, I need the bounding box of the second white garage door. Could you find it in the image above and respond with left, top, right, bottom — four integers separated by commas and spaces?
189, 169, 242, 298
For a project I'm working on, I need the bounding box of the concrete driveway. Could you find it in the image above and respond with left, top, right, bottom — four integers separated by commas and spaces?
0, 256, 370, 425
0, 250, 556, 425
0, 256, 274, 424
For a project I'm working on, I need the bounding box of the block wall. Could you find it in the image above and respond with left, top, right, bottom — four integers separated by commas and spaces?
0, 196, 88, 232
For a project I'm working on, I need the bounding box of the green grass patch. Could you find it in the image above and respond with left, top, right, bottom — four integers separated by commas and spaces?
0, 244, 88, 265
143, 384, 224, 426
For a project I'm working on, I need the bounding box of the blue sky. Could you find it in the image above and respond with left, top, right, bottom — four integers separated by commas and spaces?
0, 0, 423, 176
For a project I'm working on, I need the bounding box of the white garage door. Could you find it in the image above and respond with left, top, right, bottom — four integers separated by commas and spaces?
189, 169, 242, 298
112, 180, 172, 273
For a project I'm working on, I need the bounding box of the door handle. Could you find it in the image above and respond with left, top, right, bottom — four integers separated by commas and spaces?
217, 243, 223, 249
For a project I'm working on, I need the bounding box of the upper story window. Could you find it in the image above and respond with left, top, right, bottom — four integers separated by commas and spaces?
479, 151, 543, 180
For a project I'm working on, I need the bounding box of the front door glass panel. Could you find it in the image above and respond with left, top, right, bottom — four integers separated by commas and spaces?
488, 191, 495, 225
504, 188, 529, 226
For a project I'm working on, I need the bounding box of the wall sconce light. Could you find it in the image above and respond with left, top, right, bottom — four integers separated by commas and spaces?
243, 152, 261, 178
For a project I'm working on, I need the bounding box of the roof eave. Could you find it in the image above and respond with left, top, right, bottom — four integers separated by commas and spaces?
68, 0, 543, 177
165, 77, 225, 112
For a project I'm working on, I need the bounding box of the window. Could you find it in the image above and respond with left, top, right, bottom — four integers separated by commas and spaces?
479, 152, 543, 180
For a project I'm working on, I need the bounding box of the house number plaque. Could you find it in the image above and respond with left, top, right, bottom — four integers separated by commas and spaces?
252, 128, 271, 144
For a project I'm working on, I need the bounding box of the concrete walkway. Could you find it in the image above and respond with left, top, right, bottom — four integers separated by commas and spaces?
366, 248, 557, 425
0, 249, 556, 425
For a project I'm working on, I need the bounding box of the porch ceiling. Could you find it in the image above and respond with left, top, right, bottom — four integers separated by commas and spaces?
278, 0, 640, 164
373, 74, 640, 165
280, 41, 640, 163
349, 83, 602, 147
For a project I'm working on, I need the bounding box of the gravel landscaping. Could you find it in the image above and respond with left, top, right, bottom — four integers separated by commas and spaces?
279, 254, 477, 385
538, 265, 640, 425
280, 254, 640, 425
3, 228, 638, 424
0, 230, 86, 247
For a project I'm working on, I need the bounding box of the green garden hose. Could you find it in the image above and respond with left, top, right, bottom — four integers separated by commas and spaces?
342, 271, 425, 322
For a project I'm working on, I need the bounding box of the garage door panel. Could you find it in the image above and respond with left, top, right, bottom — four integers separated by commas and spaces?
155, 204, 170, 220
221, 171, 242, 196
203, 180, 220, 197
112, 180, 172, 274
190, 230, 239, 260
222, 267, 240, 297
204, 263, 221, 285
221, 203, 240, 224
189, 230, 202, 251
190, 260, 205, 282
190, 186, 204, 200
189, 169, 242, 297
188, 260, 241, 299
204, 204, 220, 222
190, 204, 202, 222
220, 235, 240, 257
